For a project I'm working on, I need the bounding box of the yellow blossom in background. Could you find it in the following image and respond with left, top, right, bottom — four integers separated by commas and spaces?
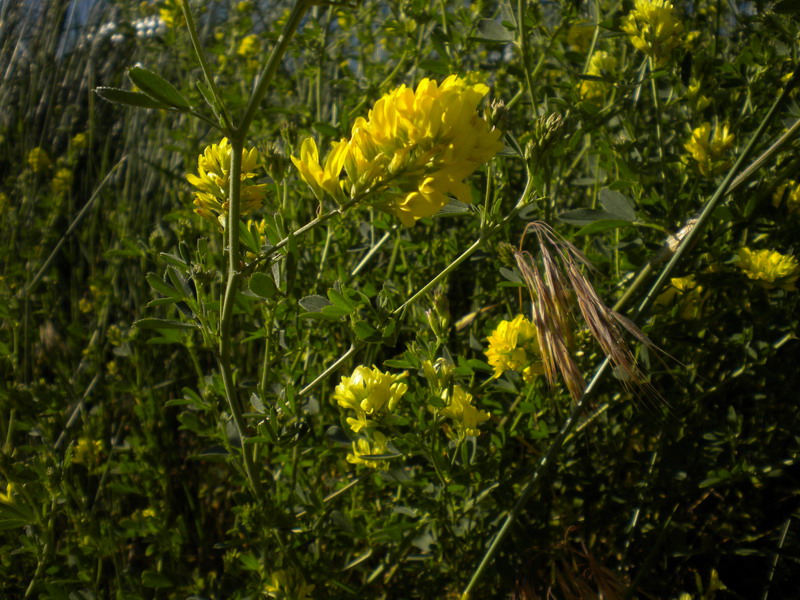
70, 132, 87, 150
186, 137, 267, 227
27, 147, 51, 172
579, 50, 617, 103
265, 568, 315, 600
0, 483, 13, 504
292, 75, 503, 226
566, 21, 594, 52
655, 275, 707, 320
346, 430, 392, 470
437, 385, 490, 438
51, 168, 73, 195
621, 0, 684, 66
686, 79, 712, 112
485, 314, 543, 382
0, 192, 9, 211
237, 34, 259, 57
333, 365, 407, 433
684, 122, 734, 176
735, 247, 799, 290
158, 0, 181, 28
773, 180, 800, 214
72, 438, 103, 465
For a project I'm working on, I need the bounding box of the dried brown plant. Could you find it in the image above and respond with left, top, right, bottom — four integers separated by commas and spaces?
515, 221, 657, 402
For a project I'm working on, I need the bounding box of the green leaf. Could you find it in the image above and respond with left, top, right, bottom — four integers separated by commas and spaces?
320, 304, 352, 318
599, 189, 636, 221
95, 87, 169, 109
312, 122, 340, 137
146, 273, 184, 300
128, 66, 191, 110
573, 220, 632, 236
327, 288, 357, 313
249, 272, 277, 299
476, 19, 515, 41
558, 208, 623, 225
353, 320, 381, 342
159, 252, 189, 273
299, 295, 331, 312
134, 318, 197, 330
141, 570, 173, 589
418, 59, 451, 75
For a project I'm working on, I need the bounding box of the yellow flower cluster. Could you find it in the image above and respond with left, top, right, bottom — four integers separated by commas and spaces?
237, 34, 259, 57
72, 438, 103, 465
684, 122, 734, 177
566, 21, 594, 52
655, 275, 707, 320
265, 569, 316, 600
27, 147, 51, 172
292, 75, 503, 226
438, 385, 490, 438
735, 248, 799, 290
579, 50, 617, 103
485, 314, 543, 383
773, 180, 800, 214
51, 168, 73, 196
334, 365, 407, 470
186, 138, 267, 227
621, 0, 684, 66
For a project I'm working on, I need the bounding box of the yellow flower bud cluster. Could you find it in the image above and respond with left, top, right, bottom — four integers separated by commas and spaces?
334, 365, 407, 470
621, 0, 684, 66
485, 314, 544, 383
186, 138, 267, 227
735, 247, 799, 290
773, 180, 800, 214
655, 275, 707, 320
684, 122, 734, 177
27, 147, 52, 173
437, 385, 490, 438
579, 50, 617, 103
291, 75, 504, 226
51, 168, 73, 196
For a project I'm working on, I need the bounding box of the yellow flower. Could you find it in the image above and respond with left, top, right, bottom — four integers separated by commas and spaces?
70, 133, 88, 150
237, 34, 259, 57
566, 21, 594, 52
0, 192, 9, 211
292, 75, 503, 226
0, 483, 13, 504
437, 385, 490, 438
51, 168, 73, 195
684, 122, 734, 177
686, 79, 712, 112
655, 275, 706, 320
621, 0, 684, 66
735, 247, 799, 290
333, 365, 407, 433
290, 137, 348, 203
186, 137, 267, 227
27, 147, 51, 172
579, 50, 617, 103
773, 180, 800, 214
158, 0, 181, 28
265, 569, 315, 600
346, 431, 392, 470
485, 314, 543, 382
72, 438, 103, 465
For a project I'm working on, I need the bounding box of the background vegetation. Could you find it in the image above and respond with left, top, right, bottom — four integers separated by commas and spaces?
1, 0, 799, 598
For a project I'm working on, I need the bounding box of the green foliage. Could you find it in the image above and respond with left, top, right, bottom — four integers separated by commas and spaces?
1, 0, 800, 598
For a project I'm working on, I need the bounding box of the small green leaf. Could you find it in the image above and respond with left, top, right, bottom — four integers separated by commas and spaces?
142, 570, 173, 589
146, 273, 184, 300
312, 122, 340, 137
128, 66, 191, 110
327, 288, 357, 313
476, 19, 515, 41
574, 219, 632, 236
353, 320, 381, 342
299, 295, 331, 312
249, 272, 277, 299
134, 318, 197, 330
95, 87, 169, 109
599, 189, 636, 221
558, 208, 622, 225
159, 252, 189, 273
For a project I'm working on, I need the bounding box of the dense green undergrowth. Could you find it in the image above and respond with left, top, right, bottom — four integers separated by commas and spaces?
2, 0, 800, 598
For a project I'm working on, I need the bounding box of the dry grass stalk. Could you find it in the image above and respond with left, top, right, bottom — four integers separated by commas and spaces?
515, 221, 656, 401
